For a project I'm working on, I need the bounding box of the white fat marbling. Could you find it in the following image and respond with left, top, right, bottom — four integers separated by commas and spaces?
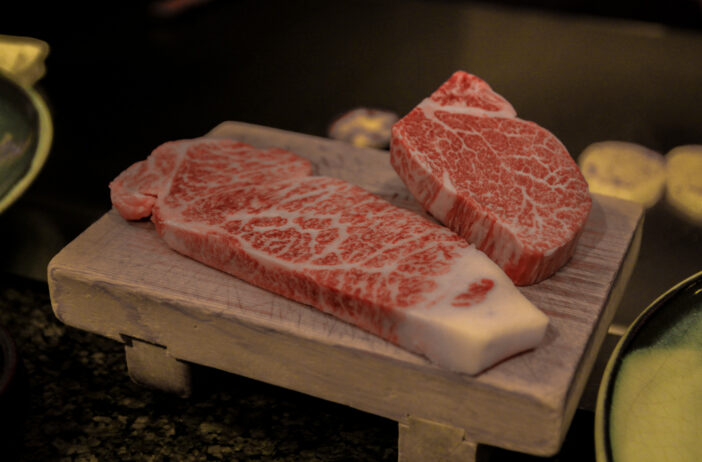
396, 249, 548, 375
427, 170, 457, 221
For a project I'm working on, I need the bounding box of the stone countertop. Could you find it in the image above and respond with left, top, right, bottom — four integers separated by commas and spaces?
0, 273, 596, 461
0, 274, 397, 461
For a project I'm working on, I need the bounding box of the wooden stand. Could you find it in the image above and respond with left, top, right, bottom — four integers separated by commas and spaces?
48, 122, 643, 461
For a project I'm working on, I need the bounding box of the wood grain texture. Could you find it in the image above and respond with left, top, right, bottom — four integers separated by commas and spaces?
124, 337, 192, 397
399, 417, 478, 462
47, 121, 643, 457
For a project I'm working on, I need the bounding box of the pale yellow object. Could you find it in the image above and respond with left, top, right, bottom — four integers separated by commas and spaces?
579, 141, 666, 208
666, 145, 702, 223
328, 108, 398, 148
0, 34, 49, 87
609, 325, 702, 462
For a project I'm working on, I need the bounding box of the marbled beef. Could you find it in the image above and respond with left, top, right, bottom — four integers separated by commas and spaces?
110, 138, 548, 374
391, 71, 592, 285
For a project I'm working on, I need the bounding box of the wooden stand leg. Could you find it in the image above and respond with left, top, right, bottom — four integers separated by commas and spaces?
124, 337, 192, 398
398, 416, 477, 462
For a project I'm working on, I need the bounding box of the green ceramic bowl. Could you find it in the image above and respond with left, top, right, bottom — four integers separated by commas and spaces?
0, 71, 52, 214
595, 271, 702, 462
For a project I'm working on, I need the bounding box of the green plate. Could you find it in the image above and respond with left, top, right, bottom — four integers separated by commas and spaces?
0, 72, 52, 214
595, 271, 702, 462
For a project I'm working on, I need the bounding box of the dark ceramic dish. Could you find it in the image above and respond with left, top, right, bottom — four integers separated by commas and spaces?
0, 71, 52, 214
595, 270, 702, 462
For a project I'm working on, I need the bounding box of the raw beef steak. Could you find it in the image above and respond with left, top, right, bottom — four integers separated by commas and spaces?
391, 71, 592, 285
111, 138, 548, 374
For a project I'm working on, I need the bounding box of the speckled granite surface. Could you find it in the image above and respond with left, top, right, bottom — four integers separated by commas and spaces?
0, 274, 595, 461
0, 275, 399, 461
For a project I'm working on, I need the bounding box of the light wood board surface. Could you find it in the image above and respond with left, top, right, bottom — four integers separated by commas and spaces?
48, 121, 643, 458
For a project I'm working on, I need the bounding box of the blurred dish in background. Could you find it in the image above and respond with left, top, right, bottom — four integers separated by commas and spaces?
665, 145, 702, 224
578, 141, 702, 226
0, 35, 52, 214
328, 107, 398, 149
578, 141, 666, 208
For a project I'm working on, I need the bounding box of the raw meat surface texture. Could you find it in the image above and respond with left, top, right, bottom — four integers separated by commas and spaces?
390, 71, 592, 285
109, 138, 314, 220
111, 137, 549, 374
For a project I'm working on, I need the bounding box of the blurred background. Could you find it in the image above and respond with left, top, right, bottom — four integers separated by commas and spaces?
1, 1, 701, 460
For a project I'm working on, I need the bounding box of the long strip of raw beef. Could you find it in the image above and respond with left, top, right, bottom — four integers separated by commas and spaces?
390, 71, 592, 285
111, 138, 548, 374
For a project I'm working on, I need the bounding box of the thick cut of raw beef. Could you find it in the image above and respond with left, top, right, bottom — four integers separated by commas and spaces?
390, 71, 592, 285
111, 138, 548, 374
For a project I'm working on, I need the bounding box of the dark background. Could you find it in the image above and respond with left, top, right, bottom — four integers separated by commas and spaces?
1, 1, 701, 459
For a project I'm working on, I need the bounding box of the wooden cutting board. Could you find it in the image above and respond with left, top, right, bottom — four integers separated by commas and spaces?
47, 121, 643, 461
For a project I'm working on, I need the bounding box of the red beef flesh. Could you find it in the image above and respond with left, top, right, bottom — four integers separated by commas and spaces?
390, 71, 592, 285
110, 138, 548, 374
110, 138, 314, 220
